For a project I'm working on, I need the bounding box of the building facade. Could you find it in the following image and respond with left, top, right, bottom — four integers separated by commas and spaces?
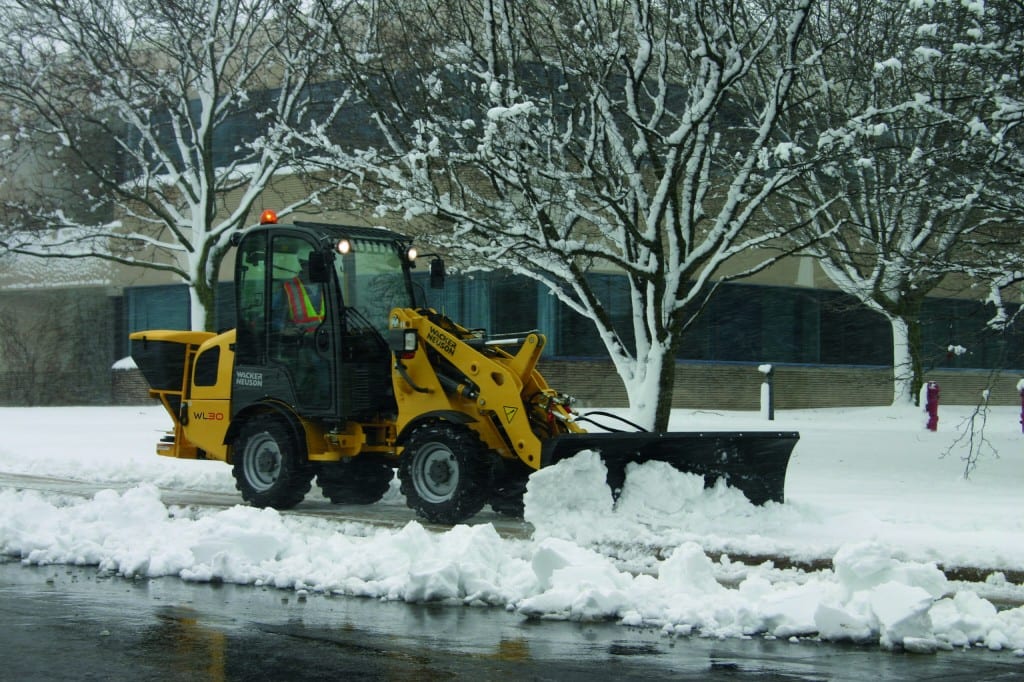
97, 263, 1024, 409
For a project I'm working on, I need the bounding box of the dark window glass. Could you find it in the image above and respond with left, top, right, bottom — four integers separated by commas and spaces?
193, 347, 220, 386
123, 265, 1024, 372
125, 285, 189, 337
924, 298, 1024, 370
552, 273, 635, 359
490, 273, 537, 335
759, 288, 820, 364
707, 285, 763, 362
818, 292, 891, 366
411, 271, 491, 330
556, 305, 606, 358
215, 281, 236, 333
234, 232, 267, 365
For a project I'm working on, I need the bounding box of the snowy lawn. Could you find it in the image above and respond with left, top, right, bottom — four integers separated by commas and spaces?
1, 403, 1023, 655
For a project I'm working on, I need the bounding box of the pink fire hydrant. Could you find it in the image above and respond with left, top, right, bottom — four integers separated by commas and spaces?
1019, 382, 1024, 434
925, 381, 940, 432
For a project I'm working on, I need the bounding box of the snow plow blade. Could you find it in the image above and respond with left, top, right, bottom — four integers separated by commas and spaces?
540, 431, 799, 505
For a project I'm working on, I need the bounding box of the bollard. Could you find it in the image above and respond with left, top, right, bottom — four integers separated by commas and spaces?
758, 364, 775, 421
925, 381, 940, 432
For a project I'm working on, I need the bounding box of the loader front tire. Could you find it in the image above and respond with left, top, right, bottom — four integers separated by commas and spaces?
232, 419, 313, 510
399, 422, 490, 524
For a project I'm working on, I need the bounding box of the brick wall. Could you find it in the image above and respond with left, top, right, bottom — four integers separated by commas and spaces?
538, 360, 1023, 409
111, 368, 156, 405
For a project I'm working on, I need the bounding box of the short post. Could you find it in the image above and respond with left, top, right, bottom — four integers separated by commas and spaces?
758, 364, 775, 421
925, 381, 940, 432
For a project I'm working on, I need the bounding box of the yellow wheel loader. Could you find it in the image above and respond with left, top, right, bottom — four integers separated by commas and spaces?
130, 213, 798, 524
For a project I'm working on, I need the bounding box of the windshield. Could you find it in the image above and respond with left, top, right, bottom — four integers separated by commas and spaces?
334, 238, 412, 333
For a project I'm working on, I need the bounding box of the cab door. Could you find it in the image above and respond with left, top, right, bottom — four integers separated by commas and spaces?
233, 230, 336, 416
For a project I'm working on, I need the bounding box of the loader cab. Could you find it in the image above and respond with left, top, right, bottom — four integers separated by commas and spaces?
231, 216, 417, 422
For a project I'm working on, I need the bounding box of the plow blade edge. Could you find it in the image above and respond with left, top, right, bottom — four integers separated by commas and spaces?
540, 431, 799, 505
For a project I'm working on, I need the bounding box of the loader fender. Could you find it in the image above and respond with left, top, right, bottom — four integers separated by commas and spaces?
395, 410, 477, 446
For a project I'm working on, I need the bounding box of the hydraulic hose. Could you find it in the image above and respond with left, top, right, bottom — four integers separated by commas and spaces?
574, 411, 649, 433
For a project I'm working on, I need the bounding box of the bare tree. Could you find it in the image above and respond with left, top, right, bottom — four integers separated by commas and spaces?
0, 308, 46, 405
0, 288, 111, 405
965, 0, 1024, 332
774, 0, 1010, 405
0, 0, 339, 331
301, 0, 814, 429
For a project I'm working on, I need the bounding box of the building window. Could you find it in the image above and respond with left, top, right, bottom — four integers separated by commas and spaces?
490, 272, 538, 335
818, 292, 891, 366
125, 284, 189, 336
124, 274, 1023, 371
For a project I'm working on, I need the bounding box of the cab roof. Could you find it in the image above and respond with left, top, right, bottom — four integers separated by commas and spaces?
290, 220, 411, 244
240, 220, 411, 246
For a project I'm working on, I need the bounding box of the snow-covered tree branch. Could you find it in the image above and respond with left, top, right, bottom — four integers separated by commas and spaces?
0, 0, 342, 330
960, 0, 1024, 332
304, 0, 814, 429
774, 0, 1016, 405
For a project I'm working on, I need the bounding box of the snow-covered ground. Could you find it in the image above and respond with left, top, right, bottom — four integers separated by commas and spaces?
1, 403, 1024, 656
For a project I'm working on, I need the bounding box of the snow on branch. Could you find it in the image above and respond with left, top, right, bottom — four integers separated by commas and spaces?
0, 0, 346, 330
304, 0, 814, 428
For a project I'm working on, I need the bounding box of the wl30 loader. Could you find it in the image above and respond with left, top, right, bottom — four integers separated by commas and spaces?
130, 212, 798, 524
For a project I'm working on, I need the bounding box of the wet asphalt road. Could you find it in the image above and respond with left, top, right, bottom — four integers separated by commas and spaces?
3, 561, 1023, 681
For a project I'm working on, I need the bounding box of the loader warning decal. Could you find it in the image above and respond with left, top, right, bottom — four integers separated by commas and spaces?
503, 406, 519, 424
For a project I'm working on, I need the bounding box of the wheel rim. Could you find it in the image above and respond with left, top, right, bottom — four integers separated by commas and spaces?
243, 432, 282, 492
412, 442, 459, 504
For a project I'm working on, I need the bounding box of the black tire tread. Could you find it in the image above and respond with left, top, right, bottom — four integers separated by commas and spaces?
317, 458, 394, 505
231, 418, 313, 510
398, 422, 492, 524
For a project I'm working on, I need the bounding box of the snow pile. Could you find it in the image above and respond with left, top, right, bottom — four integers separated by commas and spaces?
525, 453, 757, 546
111, 356, 138, 371
2, 404, 1024, 655
1, 483, 1023, 652
0, 407, 234, 492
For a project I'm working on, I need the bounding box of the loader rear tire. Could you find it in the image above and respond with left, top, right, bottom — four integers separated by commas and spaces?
399, 422, 490, 524
317, 458, 394, 505
232, 419, 313, 510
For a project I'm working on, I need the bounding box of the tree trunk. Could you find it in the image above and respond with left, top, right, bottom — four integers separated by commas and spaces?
619, 336, 678, 433
190, 277, 216, 332
190, 243, 227, 332
652, 343, 677, 432
889, 314, 924, 406
886, 290, 926, 407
